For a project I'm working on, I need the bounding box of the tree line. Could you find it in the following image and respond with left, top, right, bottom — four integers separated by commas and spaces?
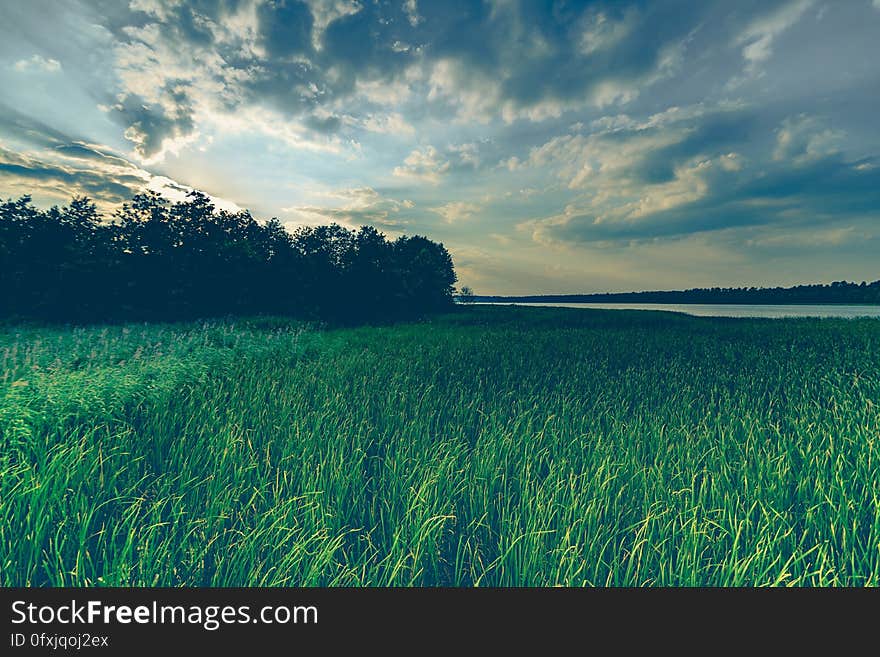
0, 191, 458, 322
472, 280, 880, 306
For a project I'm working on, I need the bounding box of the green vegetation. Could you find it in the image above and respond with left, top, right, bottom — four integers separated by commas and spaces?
2, 306, 879, 586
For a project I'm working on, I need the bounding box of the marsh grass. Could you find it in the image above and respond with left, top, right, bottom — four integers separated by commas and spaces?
1, 306, 878, 586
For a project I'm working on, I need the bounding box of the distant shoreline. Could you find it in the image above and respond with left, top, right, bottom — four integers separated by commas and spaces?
464, 299, 880, 318
462, 280, 880, 306
470, 298, 880, 306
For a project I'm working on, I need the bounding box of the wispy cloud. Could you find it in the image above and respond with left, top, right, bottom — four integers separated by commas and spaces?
733, 0, 815, 72
12, 54, 61, 73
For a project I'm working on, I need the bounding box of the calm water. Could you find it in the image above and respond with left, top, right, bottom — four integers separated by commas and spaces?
476, 302, 880, 318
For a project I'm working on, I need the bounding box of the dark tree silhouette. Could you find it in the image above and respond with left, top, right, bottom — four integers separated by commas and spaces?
458, 286, 475, 303
389, 235, 458, 316
0, 191, 459, 323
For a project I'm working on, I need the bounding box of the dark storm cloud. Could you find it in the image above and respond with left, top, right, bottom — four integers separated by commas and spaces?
245, 0, 419, 112
91, 0, 776, 123
320, 8, 412, 87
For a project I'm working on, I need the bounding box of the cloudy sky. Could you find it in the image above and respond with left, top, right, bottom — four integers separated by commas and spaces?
1, 0, 878, 294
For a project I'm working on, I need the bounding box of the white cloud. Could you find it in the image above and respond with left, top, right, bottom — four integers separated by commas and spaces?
619, 157, 712, 221
430, 201, 482, 223
13, 54, 61, 73
361, 112, 415, 136
588, 102, 749, 139
123, 124, 201, 166
531, 155, 717, 231
499, 33, 688, 121
578, 9, 637, 56
282, 186, 412, 230
428, 59, 501, 124
201, 105, 351, 155
500, 156, 524, 171
734, 0, 815, 71
773, 114, 845, 163
517, 101, 748, 189
145, 176, 241, 212
448, 142, 480, 168
354, 75, 416, 106
305, 0, 363, 49
511, 113, 752, 245
392, 145, 451, 183
318, 186, 382, 209
110, 4, 370, 162
524, 128, 685, 187
403, 0, 423, 27
589, 114, 638, 133
718, 152, 743, 172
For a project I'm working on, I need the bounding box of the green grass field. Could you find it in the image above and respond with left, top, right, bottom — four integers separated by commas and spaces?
2, 306, 879, 586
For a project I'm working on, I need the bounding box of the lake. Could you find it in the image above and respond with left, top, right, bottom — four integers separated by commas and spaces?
474, 302, 880, 318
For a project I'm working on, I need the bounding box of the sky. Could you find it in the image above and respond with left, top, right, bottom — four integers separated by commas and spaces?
1, 0, 878, 295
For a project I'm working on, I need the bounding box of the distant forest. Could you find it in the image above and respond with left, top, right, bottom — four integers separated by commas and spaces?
0, 192, 457, 322
472, 280, 880, 305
